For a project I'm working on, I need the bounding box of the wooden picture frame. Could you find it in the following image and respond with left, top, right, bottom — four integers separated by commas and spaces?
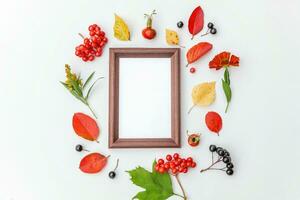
109, 48, 180, 148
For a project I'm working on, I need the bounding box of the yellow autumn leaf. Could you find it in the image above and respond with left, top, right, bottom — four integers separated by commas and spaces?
188, 81, 216, 114
165, 29, 179, 45
114, 14, 130, 41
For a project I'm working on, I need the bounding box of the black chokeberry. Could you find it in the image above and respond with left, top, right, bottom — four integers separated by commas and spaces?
210, 28, 217, 34
109, 171, 116, 179
209, 145, 217, 152
217, 150, 225, 157
223, 151, 230, 157
216, 147, 223, 152
226, 163, 234, 169
226, 169, 234, 176
177, 21, 184, 28
207, 22, 214, 29
223, 156, 231, 163
75, 144, 83, 152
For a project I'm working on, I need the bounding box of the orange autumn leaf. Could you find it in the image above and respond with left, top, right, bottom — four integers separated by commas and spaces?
72, 112, 99, 142
79, 153, 109, 174
186, 42, 212, 67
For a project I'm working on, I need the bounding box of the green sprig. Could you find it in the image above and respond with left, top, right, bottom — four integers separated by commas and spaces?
60, 64, 103, 118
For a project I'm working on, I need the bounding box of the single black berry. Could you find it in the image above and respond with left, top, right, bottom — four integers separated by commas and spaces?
209, 145, 217, 152
177, 21, 184, 28
223, 156, 231, 163
75, 144, 83, 152
223, 151, 230, 157
226, 163, 234, 169
210, 28, 217, 34
109, 171, 116, 179
217, 150, 225, 157
216, 147, 223, 152
207, 22, 214, 29
226, 169, 234, 176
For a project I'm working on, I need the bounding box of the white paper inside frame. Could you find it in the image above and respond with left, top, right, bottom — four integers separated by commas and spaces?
118, 58, 172, 138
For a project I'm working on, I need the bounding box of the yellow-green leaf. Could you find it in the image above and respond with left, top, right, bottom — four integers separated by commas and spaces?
165, 29, 179, 45
114, 14, 130, 41
192, 81, 216, 106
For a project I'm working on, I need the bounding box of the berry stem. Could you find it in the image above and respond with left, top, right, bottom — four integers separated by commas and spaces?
200, 156, 222, 173
201, 29, 210, 37
175, 175, 187, 200
113, 159, 119, 171
173, 193, 185, 199
78, 33, 85, 39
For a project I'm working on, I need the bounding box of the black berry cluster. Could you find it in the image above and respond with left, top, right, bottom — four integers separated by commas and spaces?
200, 144, 234, 176
202, 22, 217, 36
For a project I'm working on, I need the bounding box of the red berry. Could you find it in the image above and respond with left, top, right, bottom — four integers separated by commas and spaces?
172, 168, 178, 174
174, 160, 180, 166
170, 162, 175, 169
190, 67, 196, 73
89, 31, 95, 36
183, 168, 188, 173
155, 164, 160, 171
88, 25, 95, 31
186, 161, 192, 167
191, 162, 197, 168
158, 167, 165, 173
88, 55, 95, 61
158, 159, 164, 165
180, 162, 187, 168
164, 163, 170, 170
103, 37, 108, 43
75, 50, 81, 56
84, 38, 90, 44
82, 57, 88, 62
166, 154, 172, 161
173, 153, 179, 159
187, 157, 193, 163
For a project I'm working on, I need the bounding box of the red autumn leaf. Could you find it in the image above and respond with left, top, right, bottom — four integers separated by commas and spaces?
79, 153, 109, 174
205, 111, 222, 135
72, 112, 99, 142
186, 42, 213, 67
188, 6, 204, 39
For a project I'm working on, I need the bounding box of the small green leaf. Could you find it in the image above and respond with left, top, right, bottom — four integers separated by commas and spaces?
222, 79, 232, 113
85, 77, 103, 100
224, 67, 230, 85
83, 72, 95, 89
60, 82, 87, 104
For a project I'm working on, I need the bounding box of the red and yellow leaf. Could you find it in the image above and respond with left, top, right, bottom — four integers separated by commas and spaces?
188, 6, 204, 39
186, 42, 212, 66
72, 112, 99, 141
79, 153, 109, 174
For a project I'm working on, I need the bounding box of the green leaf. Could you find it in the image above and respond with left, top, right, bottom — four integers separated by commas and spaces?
127, 161, 174, 200
222, 79, 232, 113
85, 77, 103, 100
69, 78, 83, 97
224, 67, 230, 85
222, 79, 232, 103
83, 72, 95, 89
60, 82, 87, 105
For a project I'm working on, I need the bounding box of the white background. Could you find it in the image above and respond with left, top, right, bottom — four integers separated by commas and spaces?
0, 0, 300, 200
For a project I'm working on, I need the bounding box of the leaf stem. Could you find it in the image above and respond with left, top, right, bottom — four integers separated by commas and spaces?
87, 103, 97, 119
225, 102, 229, 113
175, 175, 187, 200
187, 104, 196, 114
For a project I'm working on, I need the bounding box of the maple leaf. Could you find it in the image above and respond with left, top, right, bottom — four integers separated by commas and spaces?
127, 161, 174, 200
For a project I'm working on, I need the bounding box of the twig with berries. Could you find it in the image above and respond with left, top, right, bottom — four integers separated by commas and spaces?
155, 153, 197, 199
200, 145, 234, 176
201, 22, 217, 37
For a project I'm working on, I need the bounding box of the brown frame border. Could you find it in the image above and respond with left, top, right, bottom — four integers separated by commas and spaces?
109, 48, 180, 148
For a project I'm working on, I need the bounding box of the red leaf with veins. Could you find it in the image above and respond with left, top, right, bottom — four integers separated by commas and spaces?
188, 6, 204, 39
